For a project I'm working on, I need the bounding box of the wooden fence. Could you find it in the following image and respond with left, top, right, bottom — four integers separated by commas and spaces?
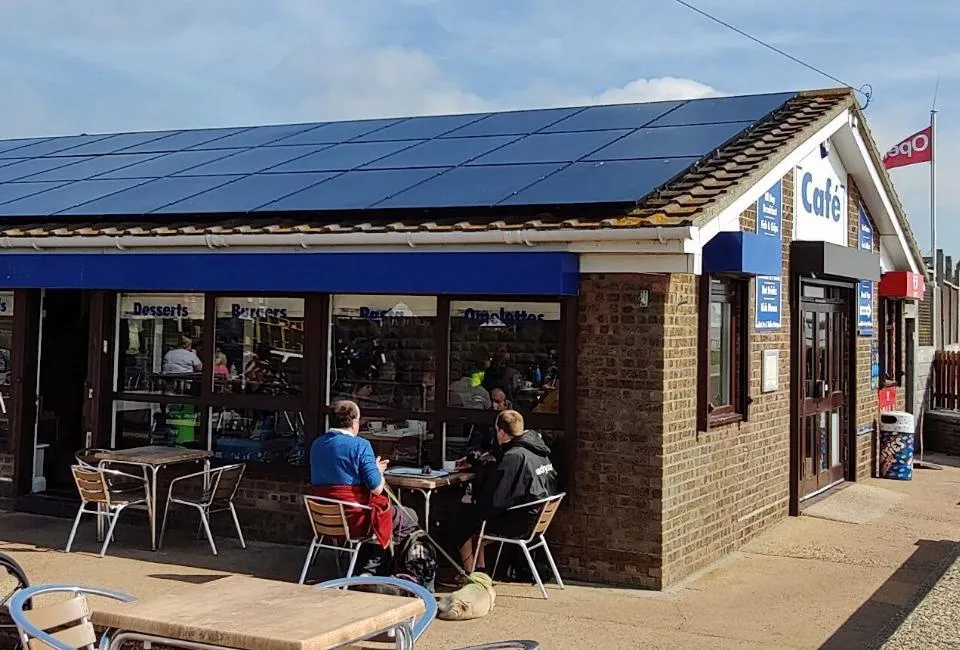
932, 350, 960, 409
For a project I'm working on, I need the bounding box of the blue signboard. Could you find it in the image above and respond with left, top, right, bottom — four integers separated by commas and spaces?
858, 205, 873, 251
870, 339, 880, 390
858, 281, 874, 336
756, 181, 783, 240
755, 275, 782, 331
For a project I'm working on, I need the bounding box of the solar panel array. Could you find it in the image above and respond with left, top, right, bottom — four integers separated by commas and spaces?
0, 92, 797, 218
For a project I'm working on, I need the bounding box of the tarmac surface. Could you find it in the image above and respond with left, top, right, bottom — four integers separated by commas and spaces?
3, 455, 960, 649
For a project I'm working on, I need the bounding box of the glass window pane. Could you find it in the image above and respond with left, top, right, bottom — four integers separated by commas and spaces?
212, 407, 306, 465
709, 300, 732, 407
114, 400, 204, 449
117, 294, 205, 396
0, 292, 14, 444
358, 416, 432, 467
213, 297, 305, 398
331, 295, 437, 411
449, 301, 562, 417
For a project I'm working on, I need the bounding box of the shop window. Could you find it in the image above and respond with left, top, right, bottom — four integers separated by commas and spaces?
116, 294, 206, 397
357, 416, 432, 467
113, 400, 206, 450
700, 277, 747, 426
213, 297, 305, 398
330, 295, 437, 411
880, 298, 904, 386
211, 407, 307, 465
0, 292, 13, 448
448, 301, 562, 418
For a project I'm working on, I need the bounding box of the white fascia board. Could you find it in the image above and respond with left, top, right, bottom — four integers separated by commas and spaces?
579, 252, 696, 274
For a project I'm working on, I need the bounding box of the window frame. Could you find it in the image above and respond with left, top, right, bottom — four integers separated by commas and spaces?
879, 297, 904, 387
697, 275, 749, 430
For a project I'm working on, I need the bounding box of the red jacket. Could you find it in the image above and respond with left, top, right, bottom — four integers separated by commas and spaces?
311, 484, 393, 548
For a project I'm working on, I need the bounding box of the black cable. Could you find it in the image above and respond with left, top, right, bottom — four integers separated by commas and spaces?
671, 0, 873, 108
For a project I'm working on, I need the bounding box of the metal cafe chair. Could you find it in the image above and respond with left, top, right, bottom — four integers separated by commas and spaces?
158, 463, 247, 556
0, 552, 29, 648
316, 576, 437, 646
66, 466, 151, 558
299, 495, 378, 584
472, 493, 566, 600
454, 643, 542, 649
8, 583, 135, 650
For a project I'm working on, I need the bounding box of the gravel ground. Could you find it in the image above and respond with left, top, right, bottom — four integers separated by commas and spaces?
882, 554, 960, 650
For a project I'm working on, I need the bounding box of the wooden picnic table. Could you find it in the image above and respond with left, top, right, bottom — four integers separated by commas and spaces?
92, 575, 425, 650
385, 470, 474, 532
94, 445, 213, 551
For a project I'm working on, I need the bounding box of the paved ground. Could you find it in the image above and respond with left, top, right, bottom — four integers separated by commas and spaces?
3, 456, 960, 649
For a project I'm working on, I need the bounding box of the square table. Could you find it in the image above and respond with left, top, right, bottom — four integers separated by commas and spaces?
385, 470, 475, 532
92, 575, 425, 650
94, 445, 213, 551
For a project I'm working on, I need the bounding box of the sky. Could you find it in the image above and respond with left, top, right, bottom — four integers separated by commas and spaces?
0, 0, 955, 255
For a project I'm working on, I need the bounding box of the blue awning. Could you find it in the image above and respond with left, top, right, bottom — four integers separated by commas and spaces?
0, 250, 579, 296
702, 231, 781, 276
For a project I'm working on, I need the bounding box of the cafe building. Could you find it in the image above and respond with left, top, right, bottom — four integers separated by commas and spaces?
0, 87, 927, 589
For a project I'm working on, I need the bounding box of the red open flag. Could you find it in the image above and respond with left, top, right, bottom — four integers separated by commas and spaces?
883, 126, 933, 169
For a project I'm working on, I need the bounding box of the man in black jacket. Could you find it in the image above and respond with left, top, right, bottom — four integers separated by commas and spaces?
445, 409, 557, 576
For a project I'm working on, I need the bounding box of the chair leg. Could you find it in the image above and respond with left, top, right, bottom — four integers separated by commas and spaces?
471, 530, 486, 573
540, 537, 564, 590
491, 542, 506, 579
520, 543, 548, 599
345, 543, 360, 579
158, 495, 173, 550
299, 539, 319, 585
65, 505, 86, 553
229, 502, 246, 549
100, 507, 124, 558
199, 507, 218, 556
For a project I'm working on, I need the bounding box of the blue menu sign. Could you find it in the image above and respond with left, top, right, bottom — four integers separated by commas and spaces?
756, 181, 783, 240
858, 281, 874, 336
858, 205, 873, 251
755, 275, 782, 331
870, 339, 880, 390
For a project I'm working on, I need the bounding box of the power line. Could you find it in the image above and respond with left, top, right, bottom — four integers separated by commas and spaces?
670, 0, 873, 108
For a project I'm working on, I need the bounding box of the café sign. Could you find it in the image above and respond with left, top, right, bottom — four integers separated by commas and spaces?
794, 145, 848, 246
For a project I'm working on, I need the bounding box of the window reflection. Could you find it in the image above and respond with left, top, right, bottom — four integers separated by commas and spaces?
213, 297, 305, 397
117, 294, 205, 396
212, 407, 306, 465
114, 400, 203, 449
448, 301, 561, 416
331, 295, 437, 411
0, 292, 13, 443
357, 416, 431, 467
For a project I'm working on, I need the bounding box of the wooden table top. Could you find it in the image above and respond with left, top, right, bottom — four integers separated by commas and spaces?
94, 445, 212, 467
91, 575, 425, 650
385, 470, 475, 490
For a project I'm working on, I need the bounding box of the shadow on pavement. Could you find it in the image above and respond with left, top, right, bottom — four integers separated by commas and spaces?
820, 539, 960, 650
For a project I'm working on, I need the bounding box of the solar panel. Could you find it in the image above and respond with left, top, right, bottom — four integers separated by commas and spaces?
256, 168, 446, 212
266, 141, 421, 173
353, 114, 490, 142
498, 157, 698, 206
2, 134, 116, 158
188, 123, 323, 150
646, 92, 796, 128
268, 118, 401, 146
0, 137, 54, 157
20, 154, 165, 182
362, 136, 520, 169
541, 100, 684, 133
61, 175, 241, 216
172, 145, 321, 176
113, 128, 248, 154
0, 157, 89, 183
0, 181, 70, 207
439, 107, 584, 138
95, 149, 245, 179
55, 131, 179, 156
0, 178, 149, 216
154, 171, 340, 214
585, 121, 753, 161
468, 130, 630, 165
375, 163, 563, 209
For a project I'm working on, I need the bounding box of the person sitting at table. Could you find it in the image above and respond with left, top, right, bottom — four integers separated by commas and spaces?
310, 401, 417, 564
162, 337, 202, 374
458, 387, 511, 470
444, 410, 557, 582
482, 348, 522, 403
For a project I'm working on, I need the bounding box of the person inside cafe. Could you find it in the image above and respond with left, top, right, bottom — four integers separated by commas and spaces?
459, 387, 510, 470
162, 336, 202, 374
448, 352, 492, 410
443, 409, 557, 582
482, 348, 522, 402
310, 400, 417, 573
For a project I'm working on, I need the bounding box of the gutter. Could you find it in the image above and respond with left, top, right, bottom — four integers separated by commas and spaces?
0, 226, 699, 252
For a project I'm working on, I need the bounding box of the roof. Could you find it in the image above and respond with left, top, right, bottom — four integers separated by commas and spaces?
0, 90, 855, 238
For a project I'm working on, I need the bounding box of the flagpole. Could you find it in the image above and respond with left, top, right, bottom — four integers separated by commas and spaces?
931, 107, 938, 350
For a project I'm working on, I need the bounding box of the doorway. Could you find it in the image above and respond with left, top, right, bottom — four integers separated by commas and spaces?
31, 290, 90, 496
797, 282, 851, 500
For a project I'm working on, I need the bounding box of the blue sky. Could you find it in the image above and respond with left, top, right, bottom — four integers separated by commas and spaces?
0, 0, 955, 255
